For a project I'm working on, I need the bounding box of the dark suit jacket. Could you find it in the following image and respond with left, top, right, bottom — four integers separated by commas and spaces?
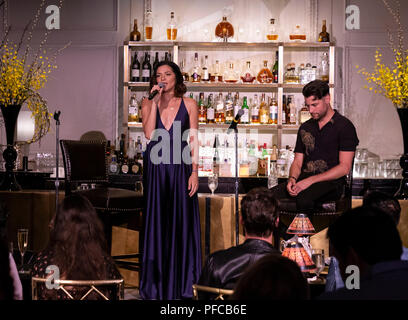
197, 239, 279, 296
319, 260, 408, 300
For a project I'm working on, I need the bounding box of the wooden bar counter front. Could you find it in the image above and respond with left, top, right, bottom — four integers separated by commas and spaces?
2, 190, 408, 287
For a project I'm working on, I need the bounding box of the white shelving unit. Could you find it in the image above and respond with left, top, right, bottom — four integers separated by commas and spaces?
122, 41, 335, 150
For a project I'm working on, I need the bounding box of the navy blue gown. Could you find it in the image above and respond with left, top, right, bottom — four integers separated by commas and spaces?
140, 98, 202, 300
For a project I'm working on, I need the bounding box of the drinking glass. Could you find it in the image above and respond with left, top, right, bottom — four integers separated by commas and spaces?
208, 173, 218, 196
311, 248, 325, 277
17, 228, 28, 270
135, 181, 143, 194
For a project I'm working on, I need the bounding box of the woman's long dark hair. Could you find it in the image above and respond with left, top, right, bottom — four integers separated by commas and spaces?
149, 60, 187, 97
48, 194, 109, 280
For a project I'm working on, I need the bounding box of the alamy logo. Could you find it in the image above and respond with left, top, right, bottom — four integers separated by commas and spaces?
45, 265, 60, 289
345, 5, 360, 30
45, 5, 60, 30
345, 264, 360, 290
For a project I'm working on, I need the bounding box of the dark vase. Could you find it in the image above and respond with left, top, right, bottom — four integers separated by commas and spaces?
395, 108, 408, 199
0, 104, 22, 191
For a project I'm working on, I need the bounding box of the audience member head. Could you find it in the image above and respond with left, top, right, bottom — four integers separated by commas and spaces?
363, 190, 401, 225
232, 254, 310, 300
0, 236, 13, 300
240, 187, 279, 238
327, 206, 402, 280
49, 194, 110, 280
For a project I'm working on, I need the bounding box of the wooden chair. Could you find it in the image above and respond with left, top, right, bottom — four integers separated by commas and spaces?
60, 139, 143, 272
192, 284, 234, 300
31, 277, 124, 300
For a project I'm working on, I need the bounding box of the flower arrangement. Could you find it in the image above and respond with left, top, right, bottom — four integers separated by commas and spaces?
0, 0, 68, 144
356, 0, 407, 108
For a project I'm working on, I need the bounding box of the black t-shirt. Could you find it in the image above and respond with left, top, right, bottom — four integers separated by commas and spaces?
294, 110, 359, 174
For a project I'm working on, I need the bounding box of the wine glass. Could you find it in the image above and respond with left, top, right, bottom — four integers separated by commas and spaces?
17, 228, 28, 270
208, 173, 218, 196
311, 248, 325, 278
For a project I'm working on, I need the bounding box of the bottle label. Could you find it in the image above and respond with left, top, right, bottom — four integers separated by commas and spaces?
207, 108, 215, 119
131, 164, 139, 174
129, 106, 136, 114
251, 109, 259, 116
121, 164, 129, 174
132, 69, 139, 77
142, 69, 150, 77
270, 106, 278, 119
202, 70, 209, 81
282, 111, 286, 124
110, 163, 118, 173
241, 109, 249, 122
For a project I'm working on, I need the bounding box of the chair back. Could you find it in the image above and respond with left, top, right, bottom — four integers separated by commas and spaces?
31, 277, 124, 300
60, 140, 109, 193
192, 284, 234, 300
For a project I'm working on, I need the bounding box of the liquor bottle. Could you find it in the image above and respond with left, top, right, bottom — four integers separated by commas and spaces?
241, 96, 249, 124
250, 94, 260, 124
259, 93, 269, 124
241, 61, 256, 83
167, 11, 177, 40
131, 52, 140, 82
269, 92, 278, 124
319, 52, 329, 82
128, 93, 139, 122
130, 19, 141, 41
152, 52, 159, 71
215, 93, 225, 124
299, 103, 311, 124
191, 53, 201, 83
206, 94, 215, 123
233, 92, 241, 118
127, 138, 136, 160
224, 92, 234, 124
318, 19, 330, 42
210, 60, 223, 82
289, 25, 306, 41
142, 52, 151, 82
213, 134, 220, 175
266, 18, 279, 41
118, 133, 126, 164
198, 92, 207, 124
257, 60, 273, 84
288, 95, 297, 124
224, 63, 239, 83
299, 63, 308, 84
109, 155, 119, 174
272, 51, 279, 83
215, 16, 234, 42
282, 95, 287, 124
164, 52, 169, 61
180, 59, 189, 82
201, 55, 210, 82
138, 96, 144, 122
121, 156, 129, 174
144, 9, 153, 41
135, 136, 143, 174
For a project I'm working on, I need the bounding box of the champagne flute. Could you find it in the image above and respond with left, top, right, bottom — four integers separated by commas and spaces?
208, 173, 218, 196
17, 228, 28, 270
311, 249, 325, 278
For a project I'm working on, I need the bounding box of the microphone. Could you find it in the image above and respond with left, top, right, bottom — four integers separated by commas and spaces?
148, 82, 165, 100
227, 109, 245, 133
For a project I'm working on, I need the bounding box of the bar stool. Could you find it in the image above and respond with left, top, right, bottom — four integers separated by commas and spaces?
274, 169, 354, 250
60, 139, 143, 272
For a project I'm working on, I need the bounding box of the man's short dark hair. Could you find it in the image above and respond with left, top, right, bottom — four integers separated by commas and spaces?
232, 254, 310, 300
302, 80, 330, 99
363, 190, 401, 225
240, 187, 278, 237
327, 206, 402, 265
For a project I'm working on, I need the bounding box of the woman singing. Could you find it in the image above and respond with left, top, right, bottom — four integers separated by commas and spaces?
140, 61, 201, 300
